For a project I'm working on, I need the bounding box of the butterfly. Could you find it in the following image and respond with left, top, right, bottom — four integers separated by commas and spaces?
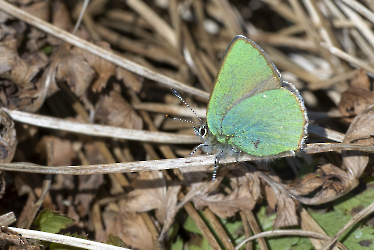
174, 35, 308, 179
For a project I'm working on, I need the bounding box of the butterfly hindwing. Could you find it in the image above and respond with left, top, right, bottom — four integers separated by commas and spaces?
221, 88, 306, 155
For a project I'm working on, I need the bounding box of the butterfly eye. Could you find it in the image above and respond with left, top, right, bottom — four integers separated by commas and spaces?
200, 125, 208, 137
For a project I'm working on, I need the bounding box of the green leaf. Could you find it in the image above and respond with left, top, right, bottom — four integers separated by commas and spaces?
254, 206, 313, 250
33, 209, 75, 234
108, 234, 128, 247
183, 215, 203, 235
343, 227, 374, 250
49, 243, 84, 250
170, 236, 183, 250
186, 235, 212, 250
334, 187, 374, 216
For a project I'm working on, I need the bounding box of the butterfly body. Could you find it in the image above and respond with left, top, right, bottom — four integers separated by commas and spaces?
194, 35, 308, 167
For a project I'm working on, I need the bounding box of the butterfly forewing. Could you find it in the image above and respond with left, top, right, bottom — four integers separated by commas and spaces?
207, 36, 282, 137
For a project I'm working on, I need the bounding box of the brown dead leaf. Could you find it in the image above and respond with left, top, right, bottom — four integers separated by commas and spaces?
74, 175, 104, 218
192, 185, 256, 219
307, 163, 351, 200
95, 90, 143, 130
125, 171, 181, 224
116, 67, 143, 93
288, 173, 326, 196
84, 143, 106, 164
274, 193, 298, 228
105, 201, 153, 250
35, 136, 76, 166
265, 184, 299, 228
342, 104, 374, 179
77, 41, 116, 92
227, 163, 262, 202
54, 44, 95, 97
21, 0, 49, 21
16, 192, 36, 228
0, 40, 46, 89
0, 110, 17, 163
48, 0, 72, 45
338, 70, 374, 122
191, 165, 257, 219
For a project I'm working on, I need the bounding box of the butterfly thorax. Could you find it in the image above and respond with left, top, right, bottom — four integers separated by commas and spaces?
194, 122, 241, 159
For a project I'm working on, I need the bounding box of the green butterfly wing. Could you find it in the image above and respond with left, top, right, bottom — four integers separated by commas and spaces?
207, 36, 282, 137
220, 88, 306, 155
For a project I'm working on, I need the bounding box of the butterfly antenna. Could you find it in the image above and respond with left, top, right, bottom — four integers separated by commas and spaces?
166, 114, 198, 125
171, 88, 203, 123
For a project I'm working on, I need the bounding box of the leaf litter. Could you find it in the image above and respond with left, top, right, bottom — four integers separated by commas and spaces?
0, 0, 373, 250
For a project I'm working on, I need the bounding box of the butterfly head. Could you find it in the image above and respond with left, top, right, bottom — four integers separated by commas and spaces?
194, 123, 209, 140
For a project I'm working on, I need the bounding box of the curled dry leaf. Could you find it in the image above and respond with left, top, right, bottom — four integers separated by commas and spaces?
227, 163, 262, 202
0, 110, 17, 163
287, 103, 374, 205
339, 70, 374, 122
0, 40, 46, 89
265, 184, 299, 228
95, 91, 143, 130
105, 202, 153, 250
288, 173, 327, 196
77, 41, 116, 92
116, 67, 143, 93
0, 39, 48, 111
342, 104, 374, 179
192, 184, 257, 219
191, 164, 258, 219
125, 171, 181, 225
53, 44, 95, 97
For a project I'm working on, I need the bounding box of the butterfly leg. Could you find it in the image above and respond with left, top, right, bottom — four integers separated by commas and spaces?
212, 150, 224, 180
190, 143, 207, 156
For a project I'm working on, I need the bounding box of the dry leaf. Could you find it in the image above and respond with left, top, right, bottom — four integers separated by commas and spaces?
227, 163, 262, 202
116, 67, 143, 93
105, 202, 153, 250
288, 173, 326, 196
265, 184, 298, 228
54, 44, 95, 97
191, 165, 258, 219
0, 40, 45, 89
84, 143, 106, 165
311, 163, 350, 200
95, 91, 143, 130
77, 41, 116, 92
74, 175, 104, 217
0, 110, 17, 163
35, 136, 76, 166
274, 192, 298, 228
339, 70, 374, 122
342, 104, 374, 179
48, 0, 72, 45
21, 0, 49, 21
125, 171, 181, 224
192, 185, 256, 219
16, 192, 36, 228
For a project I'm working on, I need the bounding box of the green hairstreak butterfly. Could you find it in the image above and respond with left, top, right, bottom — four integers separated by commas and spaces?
175, 35, 308, 178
